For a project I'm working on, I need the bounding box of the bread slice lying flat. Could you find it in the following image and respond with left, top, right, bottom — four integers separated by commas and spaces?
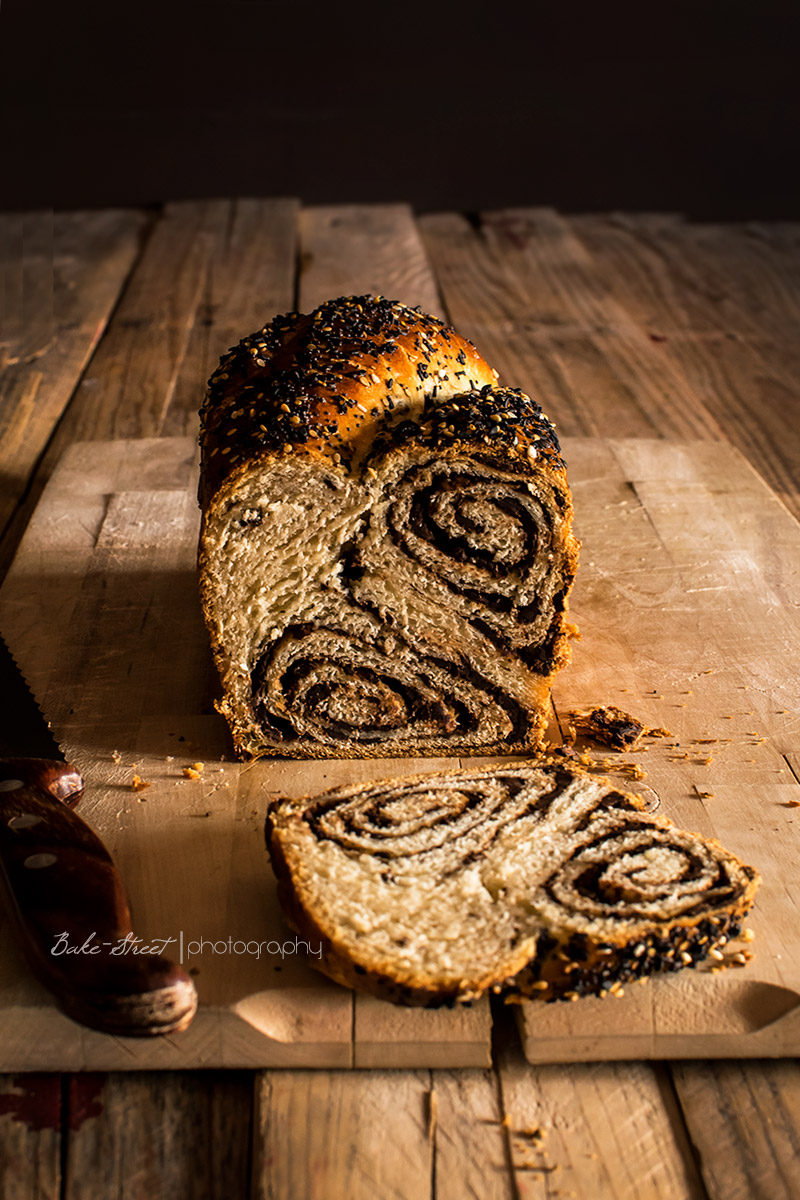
266, 763, 759, 1007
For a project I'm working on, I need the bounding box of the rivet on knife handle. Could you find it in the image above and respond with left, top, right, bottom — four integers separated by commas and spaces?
0, 759, 197, 1036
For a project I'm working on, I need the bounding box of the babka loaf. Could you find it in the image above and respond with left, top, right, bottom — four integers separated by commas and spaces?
198, 295, 579, 759
266, 763, 760, 1006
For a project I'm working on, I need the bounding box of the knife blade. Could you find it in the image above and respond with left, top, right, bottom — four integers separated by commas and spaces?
0, 637, 197, 1036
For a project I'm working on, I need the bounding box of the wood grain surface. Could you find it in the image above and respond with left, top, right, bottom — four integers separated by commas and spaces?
569, 213, 800, 520
1, 432, 797, 1071
0, 431, 489, 1070
517, 436, 800, 1061
1, 201, 799, 1198
0, 210, 148, 574
671, 1059, 800, 1200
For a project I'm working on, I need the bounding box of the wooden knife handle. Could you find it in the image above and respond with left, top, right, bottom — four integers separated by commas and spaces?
0, 759, 197, 1036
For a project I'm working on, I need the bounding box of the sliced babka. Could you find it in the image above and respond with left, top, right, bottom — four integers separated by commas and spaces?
266, 763, 759, 1006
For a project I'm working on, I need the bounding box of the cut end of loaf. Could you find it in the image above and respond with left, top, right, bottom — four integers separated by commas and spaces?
198, 296, 579, 760
266, 763, 760, 1008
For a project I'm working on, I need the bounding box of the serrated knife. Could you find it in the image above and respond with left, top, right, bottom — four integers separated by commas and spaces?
0, 636, 197, 1036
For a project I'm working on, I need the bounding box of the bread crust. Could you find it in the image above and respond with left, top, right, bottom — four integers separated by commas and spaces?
199, 295, 499, 509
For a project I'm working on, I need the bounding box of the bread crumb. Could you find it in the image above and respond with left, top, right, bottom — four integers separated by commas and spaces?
183, 762, 205, 779
131, 774, 151, 791
111, 750, 122, 764
568, 706, 646, 750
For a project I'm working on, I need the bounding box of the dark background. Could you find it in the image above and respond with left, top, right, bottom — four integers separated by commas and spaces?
2, 0, 798, 217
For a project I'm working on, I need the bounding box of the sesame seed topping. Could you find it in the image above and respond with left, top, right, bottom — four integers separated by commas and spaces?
198, 295, 565, 505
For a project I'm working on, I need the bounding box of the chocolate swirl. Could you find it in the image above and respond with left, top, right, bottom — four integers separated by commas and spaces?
359, 453, 572, 661
246, 442, 573, 751
266, 763, 760, 1006
399, 471, 543, 582
304, 767, 561, 867
310, 778, 511, 860
252, 623, 527, 748
246, 446, 573, 754
296, 767, 756, 923
544, 825, 752, 925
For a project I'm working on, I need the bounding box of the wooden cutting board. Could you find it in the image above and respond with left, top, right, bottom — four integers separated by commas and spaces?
0, 435, 798, 1069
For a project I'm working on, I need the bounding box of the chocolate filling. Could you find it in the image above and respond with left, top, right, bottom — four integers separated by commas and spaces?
251, 622, 522, 745
245, 446, 570, 749
306, 771, 568, 866
389, 468, 552, 596
543, 831, 747, 921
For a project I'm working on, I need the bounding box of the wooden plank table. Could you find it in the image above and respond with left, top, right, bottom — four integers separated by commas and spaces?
1, 201, 799, 1197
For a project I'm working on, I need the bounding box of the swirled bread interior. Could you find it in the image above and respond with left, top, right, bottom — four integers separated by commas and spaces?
199, 296, 579, 759
266, 764, 759, 1006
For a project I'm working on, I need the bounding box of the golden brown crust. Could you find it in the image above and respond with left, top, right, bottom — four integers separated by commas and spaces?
199, 295, 498, 509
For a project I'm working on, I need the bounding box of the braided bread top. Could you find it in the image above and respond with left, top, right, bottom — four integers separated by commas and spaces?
198, 295, 564, 507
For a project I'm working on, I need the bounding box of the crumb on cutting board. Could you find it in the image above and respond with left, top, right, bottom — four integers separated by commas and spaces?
567, 706, 672, 751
